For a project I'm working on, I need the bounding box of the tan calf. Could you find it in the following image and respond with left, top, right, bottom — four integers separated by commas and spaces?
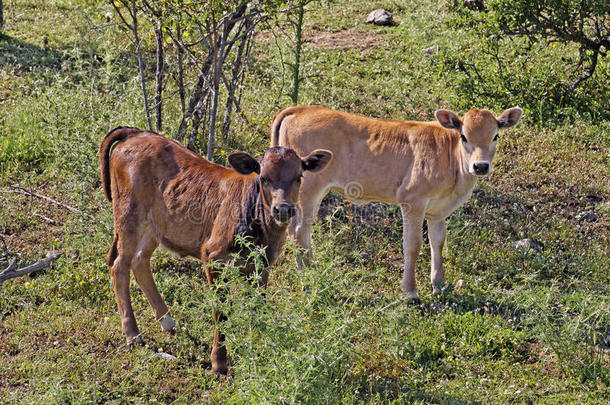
271, 105, 522, 300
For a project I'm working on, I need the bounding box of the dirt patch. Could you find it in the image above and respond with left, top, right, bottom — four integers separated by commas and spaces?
255, 28, 386, 53
306, 30, 386, 52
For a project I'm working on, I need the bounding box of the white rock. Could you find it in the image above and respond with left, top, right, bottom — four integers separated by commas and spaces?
366, 9, 393, 26
128, 335, 145, 346
423, 46, 438, 56
575, 211, 597, 222
511, 238, 542, 253
159, 314, 176, 332
154, 352, 177, 361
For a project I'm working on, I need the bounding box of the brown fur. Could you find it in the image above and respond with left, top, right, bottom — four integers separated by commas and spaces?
271, 105, 522, 299
100, 127, 331, 374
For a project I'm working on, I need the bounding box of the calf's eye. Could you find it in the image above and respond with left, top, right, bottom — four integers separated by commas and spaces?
460, 133, 468, 143
493, 133, 499, 142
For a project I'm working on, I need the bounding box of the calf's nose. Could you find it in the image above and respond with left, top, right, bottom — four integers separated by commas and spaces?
472, 162, 490, 175
273, 203, 296, 222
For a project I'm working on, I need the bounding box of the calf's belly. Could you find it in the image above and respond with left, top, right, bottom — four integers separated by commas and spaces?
150, 216, 208, 259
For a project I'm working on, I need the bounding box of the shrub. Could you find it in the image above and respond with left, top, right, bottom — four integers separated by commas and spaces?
446, 0, 610, 125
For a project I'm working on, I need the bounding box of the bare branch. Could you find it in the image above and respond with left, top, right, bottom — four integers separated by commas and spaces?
3, 185, 79, 213
154, 19, 164, 132
34, 213, 58, 225
131, 0, 153, 131
0, 251, 63, 286
177, 23, 186, 116
564, 50, 599, 96
111, 1, 134, 31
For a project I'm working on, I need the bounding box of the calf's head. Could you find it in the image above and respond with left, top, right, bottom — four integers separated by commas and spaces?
229, 146, 332, 224
435, 107, 522, 176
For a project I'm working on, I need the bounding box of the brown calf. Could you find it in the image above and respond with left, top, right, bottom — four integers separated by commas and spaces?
271, 105, 522, 301
99, 127, 332, 374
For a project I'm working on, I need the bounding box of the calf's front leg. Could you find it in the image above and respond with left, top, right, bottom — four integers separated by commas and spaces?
206, 267, 229, 375
400, 203, 424, 302
203, 245, 230, 375
291, 180, 327, 269
428, 219, 446, 294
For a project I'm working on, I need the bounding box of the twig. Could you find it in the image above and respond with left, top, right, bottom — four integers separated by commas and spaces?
154, 19, 164, 132
1, 259, 15, 273
3, 185, 79, 213
34, 213, 58, 225
375, 299, 402, 313
0, 233, 7, 251
0, 251, 63, 286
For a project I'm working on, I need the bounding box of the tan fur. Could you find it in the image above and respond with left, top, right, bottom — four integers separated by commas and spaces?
271, 105, 522, 299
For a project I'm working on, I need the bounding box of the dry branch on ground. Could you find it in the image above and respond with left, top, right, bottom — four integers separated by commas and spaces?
0, 251, 63, 285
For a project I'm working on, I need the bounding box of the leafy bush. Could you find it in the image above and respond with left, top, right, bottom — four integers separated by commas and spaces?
445, 0, 610, 125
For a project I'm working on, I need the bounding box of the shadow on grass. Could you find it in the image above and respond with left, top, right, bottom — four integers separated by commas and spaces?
0, 32, 67, 72
331, 287, 525, 326
417, 289, 525, 324
349, 374, 482, 404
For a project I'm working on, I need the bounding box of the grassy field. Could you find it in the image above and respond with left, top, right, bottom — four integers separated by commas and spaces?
1, 0, 609, 403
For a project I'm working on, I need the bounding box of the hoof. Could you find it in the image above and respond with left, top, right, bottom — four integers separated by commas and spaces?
127, 335, 145, 346
403, 292, 421, 305
432, 283, 447, 295
159, 314, 176, 332
211, 346, 228, 376
212, 364, 229, 376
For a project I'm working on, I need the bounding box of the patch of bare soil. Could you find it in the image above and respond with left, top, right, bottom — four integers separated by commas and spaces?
306, 29, 386, 52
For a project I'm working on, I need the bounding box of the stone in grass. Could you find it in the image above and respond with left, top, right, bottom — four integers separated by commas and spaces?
423, 46, 438, 56
511, 238, 542, 253
154, 352, 177, 361
575, 211, 597, 223
366, 9, 394, 26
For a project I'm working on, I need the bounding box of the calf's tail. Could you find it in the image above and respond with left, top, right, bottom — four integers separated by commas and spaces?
270, 107, 297, 147
99, 126, 141, 202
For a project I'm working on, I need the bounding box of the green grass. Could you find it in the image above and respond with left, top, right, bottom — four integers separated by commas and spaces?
1, 0, 609, 403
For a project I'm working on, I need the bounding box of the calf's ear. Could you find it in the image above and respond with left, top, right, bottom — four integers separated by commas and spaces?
497, 107, 523, 128
302, 149, 333, 173
228, 152, 260, 175
435, 109, 462, 130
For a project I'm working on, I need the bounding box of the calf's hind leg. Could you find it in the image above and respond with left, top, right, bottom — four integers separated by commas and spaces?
107, 233, 142, 344
131, 230, 174, 332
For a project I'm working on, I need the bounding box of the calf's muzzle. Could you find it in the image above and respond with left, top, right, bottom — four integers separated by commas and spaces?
472, 161, 490, 176
272, 203, 296, 223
